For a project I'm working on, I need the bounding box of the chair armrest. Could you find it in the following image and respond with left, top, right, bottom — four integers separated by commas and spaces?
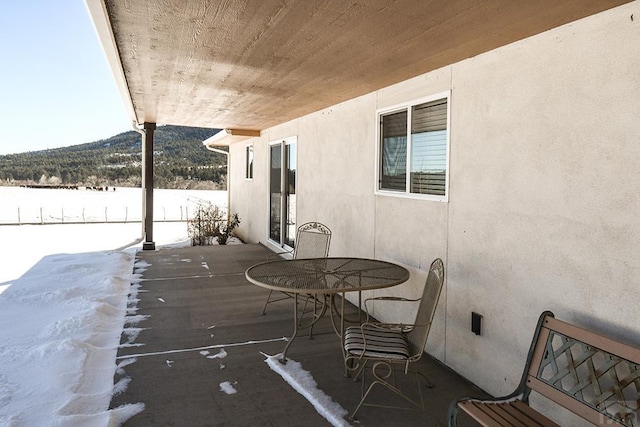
362, 322, 412, 334
363, 296, 421, 323
361, 320, 432, 334
364, 296, 421, 306
361, 321, 407, 331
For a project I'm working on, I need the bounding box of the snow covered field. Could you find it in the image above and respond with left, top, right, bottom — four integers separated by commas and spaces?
0, 187, 222, 425
0, 187, 227, 284
0, 186, 348, 426
0, 186, 225, 225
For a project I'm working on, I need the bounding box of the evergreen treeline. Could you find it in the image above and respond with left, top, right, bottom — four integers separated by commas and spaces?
0, 125, 227, 189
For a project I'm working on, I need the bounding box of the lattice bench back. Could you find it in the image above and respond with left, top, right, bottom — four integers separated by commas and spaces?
527, 314, 640, 426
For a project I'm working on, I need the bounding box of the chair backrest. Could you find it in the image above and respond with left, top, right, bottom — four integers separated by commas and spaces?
407, 258, 445, 357
292, 222, 331, 259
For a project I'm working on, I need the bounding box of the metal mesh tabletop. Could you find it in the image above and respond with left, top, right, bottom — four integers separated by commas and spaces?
245, 257, 410, 294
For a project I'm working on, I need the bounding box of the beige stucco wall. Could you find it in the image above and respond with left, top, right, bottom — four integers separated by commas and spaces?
230, 3, 639, 424
447, 0, 639, 391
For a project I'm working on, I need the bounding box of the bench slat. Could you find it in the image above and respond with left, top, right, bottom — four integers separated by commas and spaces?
458, 400, 560, 427
459, 401, 515, 427
490, 401, 533, 427
509, 400, 561, 427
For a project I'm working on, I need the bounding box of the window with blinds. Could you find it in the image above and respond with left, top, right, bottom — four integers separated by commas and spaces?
380, 110, 407, 191
410, 99, 447, 195
378, 94, 449, 199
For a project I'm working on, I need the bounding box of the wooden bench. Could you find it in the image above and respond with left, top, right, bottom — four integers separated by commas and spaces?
448, 311, 640, 426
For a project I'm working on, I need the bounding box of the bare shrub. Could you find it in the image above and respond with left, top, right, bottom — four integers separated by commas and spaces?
187, 204, 240, 246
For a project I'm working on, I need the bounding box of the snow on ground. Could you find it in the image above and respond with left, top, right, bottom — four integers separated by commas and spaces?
0, 187, 217, 426
0, 186, 350, 426
0, 249, 144, 426
264, 353, 350, 427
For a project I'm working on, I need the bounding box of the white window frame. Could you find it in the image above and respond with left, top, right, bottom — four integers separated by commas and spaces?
245, 143, 254, 180
374, 90, 451, 202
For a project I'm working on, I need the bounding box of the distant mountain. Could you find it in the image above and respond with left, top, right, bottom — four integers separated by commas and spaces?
0, 125, 227, 189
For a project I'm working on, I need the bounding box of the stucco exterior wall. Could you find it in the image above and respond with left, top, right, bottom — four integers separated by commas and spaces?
230, 3, 639, 424
446, 1, 639, 394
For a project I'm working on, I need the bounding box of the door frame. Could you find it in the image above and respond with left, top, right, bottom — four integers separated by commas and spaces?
267, 136, 297, 252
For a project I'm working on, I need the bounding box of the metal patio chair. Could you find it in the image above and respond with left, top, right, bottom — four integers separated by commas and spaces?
261, 221, 331, 315
343, 258, 445, 420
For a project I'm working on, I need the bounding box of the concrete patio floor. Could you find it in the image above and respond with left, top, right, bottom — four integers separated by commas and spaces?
110, 243, 487, 426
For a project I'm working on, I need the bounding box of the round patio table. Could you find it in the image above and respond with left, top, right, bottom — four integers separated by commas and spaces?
245, 257, 410, 362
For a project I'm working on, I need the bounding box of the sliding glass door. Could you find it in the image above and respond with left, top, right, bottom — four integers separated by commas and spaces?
269, 137, 297, 249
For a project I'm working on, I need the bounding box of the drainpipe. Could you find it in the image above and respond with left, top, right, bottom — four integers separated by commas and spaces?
204, 145, 230, 219
135, 122, 157, 250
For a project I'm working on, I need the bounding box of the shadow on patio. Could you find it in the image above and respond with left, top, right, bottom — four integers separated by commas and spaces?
110, 244, 486, 426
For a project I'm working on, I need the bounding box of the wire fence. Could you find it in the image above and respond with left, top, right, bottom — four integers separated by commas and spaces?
0, 204, 197, 225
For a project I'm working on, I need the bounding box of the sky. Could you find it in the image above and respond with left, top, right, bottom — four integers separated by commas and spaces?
0, 1, 131, 156
0, 187, 348, 426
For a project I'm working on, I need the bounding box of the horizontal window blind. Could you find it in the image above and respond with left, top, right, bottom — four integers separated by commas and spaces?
410, 100, 447, 195
412, 100, 447, 132
382, 109, 408, 137
380, 110, 408, 191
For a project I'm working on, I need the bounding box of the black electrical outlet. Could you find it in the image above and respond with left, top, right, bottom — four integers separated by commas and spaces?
472, 312, 483, 335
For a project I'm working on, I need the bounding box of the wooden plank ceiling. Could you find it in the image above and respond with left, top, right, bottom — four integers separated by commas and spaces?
99, 0, 630, 133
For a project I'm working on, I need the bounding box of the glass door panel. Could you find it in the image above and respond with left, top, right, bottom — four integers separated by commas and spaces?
269, 138, 297, 249
269, 145, 281, 242
284, 143, 296, 248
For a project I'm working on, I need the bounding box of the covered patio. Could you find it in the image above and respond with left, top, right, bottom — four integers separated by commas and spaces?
110, 243, 485, 426
87, 1, 640, 424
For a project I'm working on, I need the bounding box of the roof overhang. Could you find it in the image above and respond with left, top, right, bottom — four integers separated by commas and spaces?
203, 129, 261, 148
86, 0, 631, 138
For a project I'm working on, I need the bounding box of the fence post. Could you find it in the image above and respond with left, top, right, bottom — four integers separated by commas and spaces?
125, 206, 128, 223
17, 207, 21, 225
105, 206, 108, 223
61, 207, 64, 224
82, 208, 86, 223
40, 207, 43, 224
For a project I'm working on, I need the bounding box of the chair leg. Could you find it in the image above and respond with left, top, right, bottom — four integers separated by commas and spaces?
261, 290, 274, 315
262, 290, 295, 315
296, 294, 327, 338
307, 295, 317, 338
349, 361, 430, 421
306, 294, 328, 338
350, 377, 379, 420
344, 357, 367, 381
298, 294, 317, 338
